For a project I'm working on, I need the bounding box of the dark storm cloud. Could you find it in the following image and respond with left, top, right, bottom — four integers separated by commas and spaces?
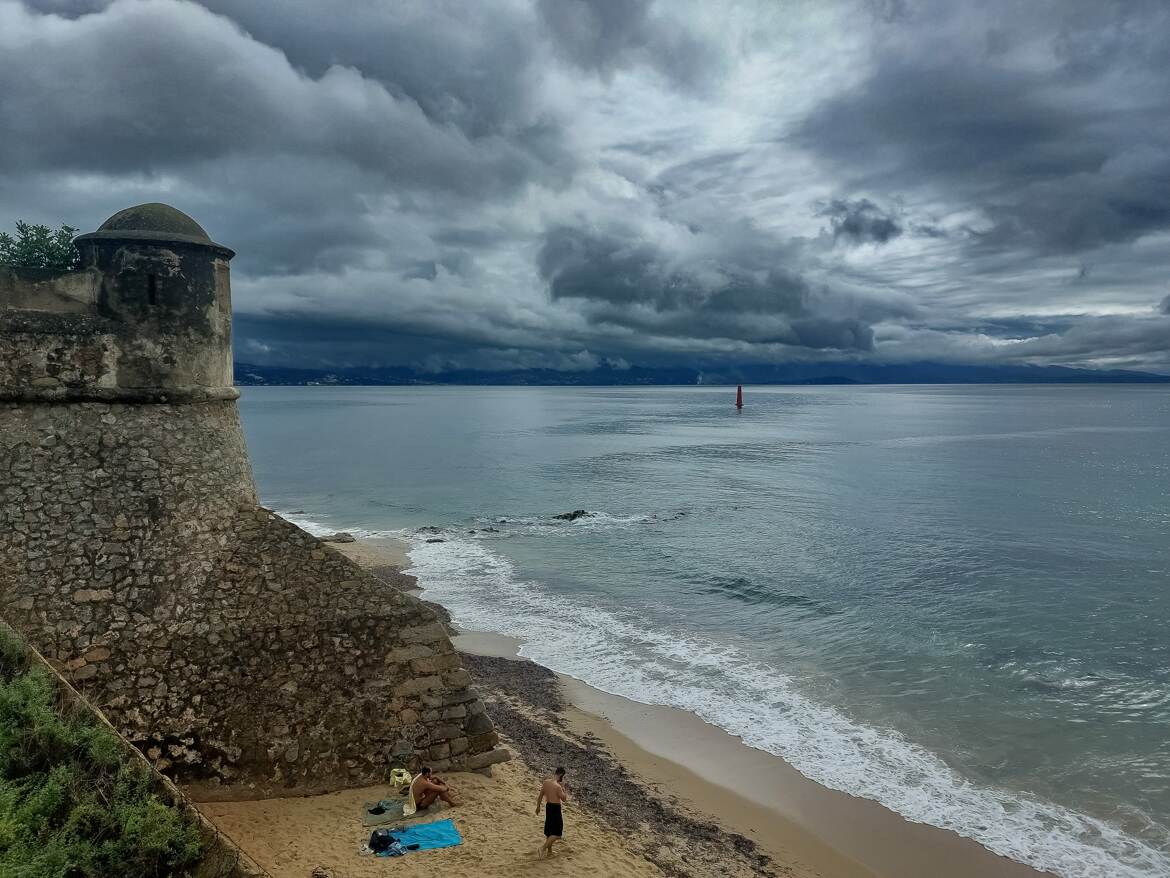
794, 6, 1170, 256
817, 199, 903, 245
538, 226, 876, 351
198, 0, 557, 142
3, 0, 1168, 374
540, 225, 806, 314
537, 0, 722, 89
0, 1, 563, 196
24, 0, 557, 141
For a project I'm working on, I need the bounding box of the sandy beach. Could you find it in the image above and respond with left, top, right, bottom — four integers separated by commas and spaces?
198, 758, 666, 878
195, 536, 1053, 878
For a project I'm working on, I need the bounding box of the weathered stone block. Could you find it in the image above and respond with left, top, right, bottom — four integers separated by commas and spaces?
443, 687, 478, 707
410, 653, 462, 675
399, 623, 447, 645
394, 675, 442, 697
442, 668, 473, 689
427, 723, 462, 743
468, 730, 500, 752
385, 644, 433, 664
466, 747, 511, 770
465, 711, 493, 736
84, 646, 112, 664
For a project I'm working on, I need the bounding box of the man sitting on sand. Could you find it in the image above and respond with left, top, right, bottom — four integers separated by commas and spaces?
408, 766, 460, 813
536, 766, 569, 858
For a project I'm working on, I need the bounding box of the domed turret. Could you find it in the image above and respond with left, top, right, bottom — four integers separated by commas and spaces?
75, 203, 233, 255
72, 203, 236, 397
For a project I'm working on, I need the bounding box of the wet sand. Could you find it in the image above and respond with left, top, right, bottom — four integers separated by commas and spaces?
456, 629, 1049, 878
327, 535, 413, 580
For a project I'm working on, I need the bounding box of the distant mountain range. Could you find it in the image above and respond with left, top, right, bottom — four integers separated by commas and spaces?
235, 361, 1170, 386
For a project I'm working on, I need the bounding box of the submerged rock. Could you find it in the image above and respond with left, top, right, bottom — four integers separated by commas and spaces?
553, 509, 592, 521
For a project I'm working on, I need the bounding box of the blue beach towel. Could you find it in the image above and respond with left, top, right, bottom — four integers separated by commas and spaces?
375, 819, 463, 855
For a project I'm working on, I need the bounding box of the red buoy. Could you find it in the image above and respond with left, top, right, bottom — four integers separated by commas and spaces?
735, 385, 743, 408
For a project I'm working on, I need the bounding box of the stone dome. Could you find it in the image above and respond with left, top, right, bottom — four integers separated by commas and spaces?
75, 202, 232, 255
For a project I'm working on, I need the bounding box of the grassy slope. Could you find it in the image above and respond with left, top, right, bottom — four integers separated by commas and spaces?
0, 628, 206, 878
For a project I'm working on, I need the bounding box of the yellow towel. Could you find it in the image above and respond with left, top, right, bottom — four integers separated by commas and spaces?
389, 767, 412, 787
403, 773, 421, 817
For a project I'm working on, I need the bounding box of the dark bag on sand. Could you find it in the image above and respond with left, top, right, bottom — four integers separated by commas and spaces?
369, 828, 394, 853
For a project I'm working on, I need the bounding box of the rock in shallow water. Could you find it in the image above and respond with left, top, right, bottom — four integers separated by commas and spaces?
552, 509, 592, 521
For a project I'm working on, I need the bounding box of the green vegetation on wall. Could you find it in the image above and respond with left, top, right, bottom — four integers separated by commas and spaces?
0, 629, 205, 877
0, 222, 80, 270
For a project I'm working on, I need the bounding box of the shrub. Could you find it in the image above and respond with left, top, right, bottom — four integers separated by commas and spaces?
0, 222, 80, 270
0, 631, 205, 877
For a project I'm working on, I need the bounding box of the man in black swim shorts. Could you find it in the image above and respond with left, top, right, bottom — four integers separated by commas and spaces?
536, 766, 569, 858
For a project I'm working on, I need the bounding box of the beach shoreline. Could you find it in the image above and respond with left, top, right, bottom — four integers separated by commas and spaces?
335, 535, 1050, 878
454, 628, 1049, 878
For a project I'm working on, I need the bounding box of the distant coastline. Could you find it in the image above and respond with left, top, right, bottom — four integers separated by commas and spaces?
235, 360, 1170, 387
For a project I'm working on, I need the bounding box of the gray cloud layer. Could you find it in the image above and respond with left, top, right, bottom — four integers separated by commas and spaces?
3, 0, 1168, 372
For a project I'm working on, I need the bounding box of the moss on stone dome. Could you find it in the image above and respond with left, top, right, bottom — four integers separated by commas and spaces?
75, 203, 232, 255
98, 203, 210, 240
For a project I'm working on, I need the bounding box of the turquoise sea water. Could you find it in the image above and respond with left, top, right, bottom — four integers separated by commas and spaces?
239, 385, 1170, 877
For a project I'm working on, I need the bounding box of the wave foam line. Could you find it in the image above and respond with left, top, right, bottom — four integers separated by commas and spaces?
275, 510, 390, 541
405, 535, 1170, 878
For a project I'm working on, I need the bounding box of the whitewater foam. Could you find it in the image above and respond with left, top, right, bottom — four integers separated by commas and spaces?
404, 533, 1170, 878
277, 510, 401, 542
468, 511, 656, 537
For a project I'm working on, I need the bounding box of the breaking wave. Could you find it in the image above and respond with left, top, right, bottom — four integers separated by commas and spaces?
404, 532, 1170, 878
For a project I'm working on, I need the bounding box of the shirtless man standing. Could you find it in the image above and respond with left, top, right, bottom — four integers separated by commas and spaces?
536, 766, 569, 858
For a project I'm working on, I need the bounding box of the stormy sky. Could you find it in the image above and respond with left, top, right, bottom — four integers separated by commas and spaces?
3, 0, 1169, 373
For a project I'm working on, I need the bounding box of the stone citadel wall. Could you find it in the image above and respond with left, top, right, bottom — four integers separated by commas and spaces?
0, 207, 507, 795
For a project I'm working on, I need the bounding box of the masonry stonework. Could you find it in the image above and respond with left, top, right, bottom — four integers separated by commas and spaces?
0, 204, 507, 796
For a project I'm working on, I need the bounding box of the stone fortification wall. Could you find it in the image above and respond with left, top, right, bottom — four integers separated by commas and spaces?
0, 398, 506, 794
0, 265, 98, 313
2, 203, 508, 796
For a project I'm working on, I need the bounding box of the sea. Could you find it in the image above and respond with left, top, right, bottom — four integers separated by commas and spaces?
239, 384, 1170, 878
